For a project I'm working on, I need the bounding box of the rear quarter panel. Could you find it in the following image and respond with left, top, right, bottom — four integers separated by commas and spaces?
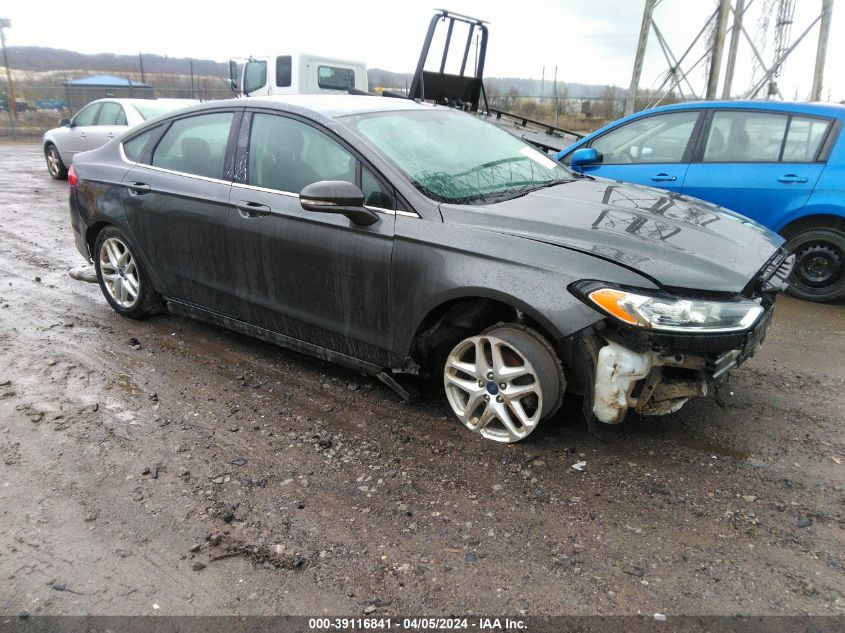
69, 146, 137, 261
773, 122, 845, 232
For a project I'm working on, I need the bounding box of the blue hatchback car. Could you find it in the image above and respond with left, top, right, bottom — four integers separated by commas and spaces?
556, 101, 845, 302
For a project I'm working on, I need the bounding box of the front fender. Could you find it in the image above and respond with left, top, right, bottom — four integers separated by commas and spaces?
390, 215, 656, 364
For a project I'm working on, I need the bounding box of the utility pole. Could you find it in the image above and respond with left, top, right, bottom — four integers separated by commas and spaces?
625, 0, 656, 116
0, 17, 17, 140
722, 0, 746, 99
706, 0, 731, 99
64, 74, 71, 115
190, 60, 195, 99
139, 52, 145, 83
553, 66, 559, 126
811, 0, 834, 101
540, 66, 544, 103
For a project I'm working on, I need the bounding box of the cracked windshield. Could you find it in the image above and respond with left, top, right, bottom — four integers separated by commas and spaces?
347, 108, 573, 203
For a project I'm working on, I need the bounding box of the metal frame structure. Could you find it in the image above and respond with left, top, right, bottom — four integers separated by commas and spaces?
408, 9, 490, 112
624, 0, 834, 115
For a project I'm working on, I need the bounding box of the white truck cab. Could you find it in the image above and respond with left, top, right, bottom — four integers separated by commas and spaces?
230, 54, 368, 97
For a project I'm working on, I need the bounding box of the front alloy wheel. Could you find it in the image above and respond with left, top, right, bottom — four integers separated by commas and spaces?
45, 144, 68, 180
444, 326, 563, 443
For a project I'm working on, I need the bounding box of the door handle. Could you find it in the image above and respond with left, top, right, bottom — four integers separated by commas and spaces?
236, 201, 271, 218
107, 132, 115, 139
79, 133, 87, 139
651, 173, 677, 182
127, 181, 151, 195
777, 174, 808, 184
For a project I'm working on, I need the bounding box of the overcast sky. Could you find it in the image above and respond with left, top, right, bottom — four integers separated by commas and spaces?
4, 0, 844, 101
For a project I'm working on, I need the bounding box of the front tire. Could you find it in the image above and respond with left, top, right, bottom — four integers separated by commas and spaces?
443, 325, 564, 443
784, 227, 845, 302
94, 227, 164, 319
45, 144, 68, 180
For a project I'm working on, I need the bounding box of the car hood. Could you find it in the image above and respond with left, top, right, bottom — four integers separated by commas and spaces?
439, 177, 784, 294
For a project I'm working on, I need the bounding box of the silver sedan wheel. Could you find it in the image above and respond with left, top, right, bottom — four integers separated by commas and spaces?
444, 333, 551, 443
99, 237, 140, 309
46, 147, 62, 177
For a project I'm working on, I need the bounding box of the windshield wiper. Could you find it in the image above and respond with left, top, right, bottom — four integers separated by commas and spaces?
524, 178, 574, 193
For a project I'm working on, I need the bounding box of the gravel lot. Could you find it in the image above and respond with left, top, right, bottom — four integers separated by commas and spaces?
1, 141, 844, 617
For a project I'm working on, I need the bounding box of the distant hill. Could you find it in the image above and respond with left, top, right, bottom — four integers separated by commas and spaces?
367, 68, 622, 99
8, 46, 621, 99
7, 46, 228, 77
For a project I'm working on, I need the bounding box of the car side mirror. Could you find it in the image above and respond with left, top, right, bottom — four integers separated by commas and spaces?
570, 147, 601, 172
229, 60, 239, 93
300, 181, 379, 227
59, 118, 71, 127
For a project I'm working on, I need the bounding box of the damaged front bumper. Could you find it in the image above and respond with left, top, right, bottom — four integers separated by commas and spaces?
591, 301, 775, 424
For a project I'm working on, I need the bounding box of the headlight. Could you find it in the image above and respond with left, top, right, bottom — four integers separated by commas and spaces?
572, 281, 764, 333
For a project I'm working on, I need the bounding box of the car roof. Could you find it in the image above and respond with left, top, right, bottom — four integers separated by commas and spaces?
187, 94, 432, 118
627, 99, 845, 120
87, 98, 200, 108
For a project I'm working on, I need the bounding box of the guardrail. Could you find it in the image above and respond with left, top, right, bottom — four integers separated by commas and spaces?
485, 107, 585, 140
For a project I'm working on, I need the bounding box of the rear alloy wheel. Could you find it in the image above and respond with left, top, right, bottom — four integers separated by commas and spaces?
784, 228, 845, 302
45, 144, 68, 180
443, 326, 563, 443
94, 227, 164, 318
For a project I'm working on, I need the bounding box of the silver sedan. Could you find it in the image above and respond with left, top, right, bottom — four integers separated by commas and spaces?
42, 98, 197, 179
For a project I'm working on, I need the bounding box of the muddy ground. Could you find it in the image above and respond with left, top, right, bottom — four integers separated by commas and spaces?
0, 141, 843, 617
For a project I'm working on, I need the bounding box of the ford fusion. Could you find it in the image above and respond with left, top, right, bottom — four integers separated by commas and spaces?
68, 96, 793, 443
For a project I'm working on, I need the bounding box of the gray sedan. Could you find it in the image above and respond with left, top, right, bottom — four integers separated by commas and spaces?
67, 96, 792, 443
42, 98, 197, 179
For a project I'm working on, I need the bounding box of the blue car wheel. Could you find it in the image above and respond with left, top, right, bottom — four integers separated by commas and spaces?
784, 227, 845, 302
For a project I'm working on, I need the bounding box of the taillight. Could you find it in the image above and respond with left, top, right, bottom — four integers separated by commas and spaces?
68, 164, 78, 187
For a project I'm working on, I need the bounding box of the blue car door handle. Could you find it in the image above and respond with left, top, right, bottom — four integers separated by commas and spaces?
778, 174, 809, 184
651, 173, 677, 182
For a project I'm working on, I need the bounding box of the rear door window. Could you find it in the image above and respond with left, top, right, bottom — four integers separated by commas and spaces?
703, 111, 789, 162
152, 112, 234, 179
123, 125, 164, 163
97, 102, 126, 126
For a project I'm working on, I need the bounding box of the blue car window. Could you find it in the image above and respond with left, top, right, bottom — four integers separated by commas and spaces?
590, 111, 698, 164
782, 116, 830, 162
704, 111, 788, 163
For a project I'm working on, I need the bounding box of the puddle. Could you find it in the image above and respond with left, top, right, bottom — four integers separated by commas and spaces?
673, 432, 750, 460
115, 372, 144, 397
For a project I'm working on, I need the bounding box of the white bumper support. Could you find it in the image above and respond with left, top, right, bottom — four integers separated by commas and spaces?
593, 341, 656, 424
592, 340, 708, 424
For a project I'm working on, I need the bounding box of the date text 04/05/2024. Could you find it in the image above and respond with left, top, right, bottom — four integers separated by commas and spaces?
307, 617, 527, 630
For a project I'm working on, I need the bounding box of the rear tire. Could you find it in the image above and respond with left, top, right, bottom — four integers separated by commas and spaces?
443, 324, 564, 443
94, 227, 164, 319
45, 144, 68, 180
783, 227, 845, 302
